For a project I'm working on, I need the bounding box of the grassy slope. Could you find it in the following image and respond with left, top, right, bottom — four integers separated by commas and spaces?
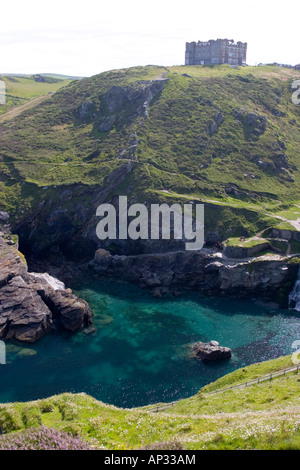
0, 355, 299, 450
0, 64, 299, 241
0, 75, 72, 115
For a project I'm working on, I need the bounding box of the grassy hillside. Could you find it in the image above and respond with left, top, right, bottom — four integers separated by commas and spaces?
0, 355, 299, 450
0, 64, 300, 249
0, 74, 73, 116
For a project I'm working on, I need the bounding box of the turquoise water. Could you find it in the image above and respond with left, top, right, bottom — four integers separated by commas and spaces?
0, 277, 300, 407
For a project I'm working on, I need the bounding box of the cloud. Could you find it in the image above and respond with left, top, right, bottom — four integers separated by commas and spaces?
1, 0, 299, 75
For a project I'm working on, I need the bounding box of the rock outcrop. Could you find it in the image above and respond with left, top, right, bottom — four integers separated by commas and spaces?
0, 219, 93, 343
28, 273, 93, 332
0, 274, 52, 343
191, 340, 232, 362
206, 111, 224, 136
102, 80, 166, 119
89, 247, 298, 303
234, 108, 267, 138
223, 241, 271, 259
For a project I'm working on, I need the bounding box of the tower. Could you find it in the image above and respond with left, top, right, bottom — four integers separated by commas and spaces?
185, 39, 247, 66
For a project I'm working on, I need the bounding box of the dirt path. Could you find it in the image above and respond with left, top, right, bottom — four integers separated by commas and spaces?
0, 94, 50, 123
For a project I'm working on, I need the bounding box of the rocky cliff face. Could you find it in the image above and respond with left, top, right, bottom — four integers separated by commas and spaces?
100, 80, 166, 121
89, 247, 298, 304
0, 213, 93, 343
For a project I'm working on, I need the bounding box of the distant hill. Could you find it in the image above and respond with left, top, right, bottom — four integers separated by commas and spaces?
0, 73, 75, 116
0, 72, 84, 80
39, 73, 86, 80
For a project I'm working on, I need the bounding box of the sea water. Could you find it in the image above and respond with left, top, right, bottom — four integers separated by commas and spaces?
0, 277, 299, 407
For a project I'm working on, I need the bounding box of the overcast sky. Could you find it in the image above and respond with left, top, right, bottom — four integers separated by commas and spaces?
1, 0, 299, 77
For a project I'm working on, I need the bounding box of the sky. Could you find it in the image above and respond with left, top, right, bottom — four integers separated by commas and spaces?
1, 0, 299, 77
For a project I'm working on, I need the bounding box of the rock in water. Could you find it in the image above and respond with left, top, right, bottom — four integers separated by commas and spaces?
39, 288, 93, 332
191, 340, 231, 362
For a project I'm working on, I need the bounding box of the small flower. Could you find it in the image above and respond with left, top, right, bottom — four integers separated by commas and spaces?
0, 426, 92, 450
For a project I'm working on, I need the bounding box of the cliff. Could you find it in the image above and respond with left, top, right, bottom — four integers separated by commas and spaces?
89, 247, 298, 304
0, 212, 93, 342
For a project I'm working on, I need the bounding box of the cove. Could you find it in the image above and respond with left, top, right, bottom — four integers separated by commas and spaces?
0, 276, 299, 408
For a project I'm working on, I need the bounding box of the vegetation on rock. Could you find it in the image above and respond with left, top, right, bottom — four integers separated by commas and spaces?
0, 65, 299, 253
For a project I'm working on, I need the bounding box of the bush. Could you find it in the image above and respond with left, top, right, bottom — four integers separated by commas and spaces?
139, 440, 185, 450
21, 405, 42, 428
0, 406, 23, 433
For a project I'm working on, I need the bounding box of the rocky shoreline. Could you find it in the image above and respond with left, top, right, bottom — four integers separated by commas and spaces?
0, 212, 93, 343
1, 207, 299, 343
88, 247, 298, 304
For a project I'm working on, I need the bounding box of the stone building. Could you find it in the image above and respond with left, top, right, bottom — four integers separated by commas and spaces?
185, 39, 247, 66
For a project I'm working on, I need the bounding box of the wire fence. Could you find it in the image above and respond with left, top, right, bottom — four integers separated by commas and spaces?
146, 364, 300, 413
146, 401, 179, 413
206, 364, 299, 395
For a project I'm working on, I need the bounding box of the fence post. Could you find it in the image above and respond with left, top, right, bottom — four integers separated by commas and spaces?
270, 373, 272, 382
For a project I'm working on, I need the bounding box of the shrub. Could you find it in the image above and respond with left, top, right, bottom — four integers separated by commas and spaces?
21, 405, 42, 428
0, 406, 23, 433
0, 426, 92, 450
139, 440, 185, 450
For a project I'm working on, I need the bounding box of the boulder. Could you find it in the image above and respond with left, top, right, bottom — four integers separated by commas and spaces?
39, 288, 93, 332
206, 111, 224, 136
99, 115, 116, 132
0, 211, 9, 224
27, 273, 93, 332
234, 108, 267, 138
191, 340, 231, 362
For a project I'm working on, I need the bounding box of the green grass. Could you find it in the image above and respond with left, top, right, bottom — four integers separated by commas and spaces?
275, 209, 300, 220
290, 240, 300, 254
0, 64, 299, 245
275, 221, 298, 231
0, 75, 72, 115
269, 239, 289, 254
225, 237, 268, 248
0, 355, 299, 450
